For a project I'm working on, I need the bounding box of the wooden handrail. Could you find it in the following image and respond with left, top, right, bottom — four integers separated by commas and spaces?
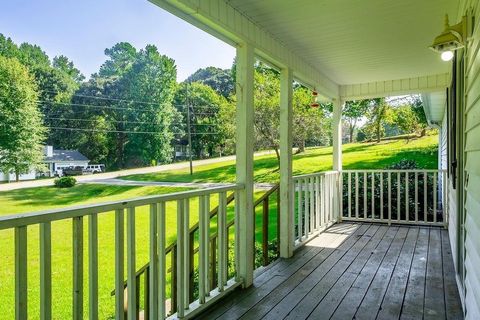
112, 183, 281, 314
253, 184, 279, 207
111, 191, 236, 296
0, 184, 243, 230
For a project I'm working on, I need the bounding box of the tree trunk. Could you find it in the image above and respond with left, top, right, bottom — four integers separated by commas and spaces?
376, 123, 381, 143
117, 132, 126, 169
297, 140, 306, 153
420, 128, 426, 137
349, 125, 355, 143
15, 168, 20, 182
274, 146, 280, 165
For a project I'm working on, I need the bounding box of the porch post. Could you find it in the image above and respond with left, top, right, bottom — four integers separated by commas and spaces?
235, 42, 255, 287
332, 98, 343, 221
279, 67, 294, 258
332, 98, 343, 171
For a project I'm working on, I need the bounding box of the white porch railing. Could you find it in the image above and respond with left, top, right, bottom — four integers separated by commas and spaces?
293, 171, 341, 247
341, 170, 448, 227
291, 169, 448, 250
0, 184, 244, 320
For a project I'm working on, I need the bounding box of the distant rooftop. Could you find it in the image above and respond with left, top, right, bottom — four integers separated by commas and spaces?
45, 150, 89, 162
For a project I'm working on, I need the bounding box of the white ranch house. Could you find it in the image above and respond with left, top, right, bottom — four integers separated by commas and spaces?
0, 146, 89, 182
1, 0, 480, 319
43, 146, 90, 176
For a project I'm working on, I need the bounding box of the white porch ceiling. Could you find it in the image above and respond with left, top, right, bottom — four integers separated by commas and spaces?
225, 0, 459, 85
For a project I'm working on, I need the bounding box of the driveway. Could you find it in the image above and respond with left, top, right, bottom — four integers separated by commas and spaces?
0, 150, 275, 192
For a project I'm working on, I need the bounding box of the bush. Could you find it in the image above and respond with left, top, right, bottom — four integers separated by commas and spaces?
387, 159, 418, 170
54, 176, 76, 188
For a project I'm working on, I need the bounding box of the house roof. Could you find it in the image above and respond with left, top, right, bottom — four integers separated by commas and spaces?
45, 150, 89, 162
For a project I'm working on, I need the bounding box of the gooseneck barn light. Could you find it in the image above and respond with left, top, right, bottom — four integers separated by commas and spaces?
430, 14, 466, 61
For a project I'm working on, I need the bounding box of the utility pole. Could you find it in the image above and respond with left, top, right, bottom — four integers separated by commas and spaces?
186, 84, 193, 175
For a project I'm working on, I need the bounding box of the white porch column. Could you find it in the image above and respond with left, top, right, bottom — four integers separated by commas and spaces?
235, 42, 255, 287
279, 67, 294, 258
332, 98, 344, 221
332, 98, 343, 171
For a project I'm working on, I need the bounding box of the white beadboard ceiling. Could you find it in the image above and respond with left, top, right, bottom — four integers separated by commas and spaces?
225, 0, 459, 85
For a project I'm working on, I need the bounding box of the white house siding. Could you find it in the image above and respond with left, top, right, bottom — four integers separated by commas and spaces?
0, 170, 36, 182
462, 0, 480, 318
440, 108, 459, 272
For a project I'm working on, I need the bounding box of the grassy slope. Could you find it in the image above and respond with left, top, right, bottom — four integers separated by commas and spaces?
122, 134, 439, 183
0, 135, 437, 318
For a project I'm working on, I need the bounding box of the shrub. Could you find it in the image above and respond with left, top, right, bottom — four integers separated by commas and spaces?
54, 176, 77, 188
387, 159, 418, 170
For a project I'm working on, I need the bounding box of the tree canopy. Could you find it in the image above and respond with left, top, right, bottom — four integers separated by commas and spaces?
0, 56, 46, 180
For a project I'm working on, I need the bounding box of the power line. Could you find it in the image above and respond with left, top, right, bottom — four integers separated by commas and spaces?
46, 127, 222, 135
42, 90, 164, 106
41, 90, 225, 109
44, 117, 219, 126
38, 101, 222, 115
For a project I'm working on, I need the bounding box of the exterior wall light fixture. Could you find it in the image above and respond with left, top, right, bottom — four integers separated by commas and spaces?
430, 14, 466, 62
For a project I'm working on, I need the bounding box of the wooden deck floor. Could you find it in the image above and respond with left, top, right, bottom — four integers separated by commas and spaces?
198, 223, 463, 320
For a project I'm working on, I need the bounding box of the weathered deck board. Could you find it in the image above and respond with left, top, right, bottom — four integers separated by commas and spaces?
441, 229, 463, 320
400, 227, 429, 320
330, 226, 399, 320
424, 228, 446, 319
198, 223, 463, 320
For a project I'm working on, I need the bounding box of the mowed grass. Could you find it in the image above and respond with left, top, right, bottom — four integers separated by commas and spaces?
0, 134, 437, 319
0, 184, 278, 319
122, 134, 439, 184
0, 184, 190, 319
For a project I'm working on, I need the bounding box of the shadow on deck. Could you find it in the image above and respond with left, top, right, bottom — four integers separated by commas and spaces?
198, 222, 463, 320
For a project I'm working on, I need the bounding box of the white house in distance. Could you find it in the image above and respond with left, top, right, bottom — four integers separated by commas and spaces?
0, 146, 89, 182
43, 146, 90, 176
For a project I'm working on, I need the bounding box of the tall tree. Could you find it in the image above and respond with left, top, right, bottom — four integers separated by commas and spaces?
53, 55, 85, 83
72, 43, 179, 168
253, 64, 281, 162
174, 82, 231, 158
364, 98, 394, 142
343, 100, 370, 143
0, 56, 46, 181
186, 67, 235, 98
293, 86, 330, 152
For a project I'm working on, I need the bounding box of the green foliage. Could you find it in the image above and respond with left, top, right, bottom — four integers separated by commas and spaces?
293, 86, 331, 151
0, 56, 46, 181
52, 55, 85, 83
363, 98, 395, 142
186, 66, 234, 98
54, 176, 77, 188
343, 99, 371, 143
174, 82, 232, 158
253, 63, 331, 163
393, 97, 428, 137
67, 43, 179, 168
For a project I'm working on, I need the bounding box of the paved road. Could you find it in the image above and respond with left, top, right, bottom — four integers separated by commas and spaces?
83, 178, 275, 190
0, 150, 276, 192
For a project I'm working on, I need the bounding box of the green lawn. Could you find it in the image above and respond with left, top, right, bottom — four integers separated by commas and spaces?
122, 134, 439, 184
0, 134, 437, 319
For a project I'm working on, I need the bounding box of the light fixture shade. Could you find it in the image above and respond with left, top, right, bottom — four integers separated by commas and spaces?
429, 15, 465, 53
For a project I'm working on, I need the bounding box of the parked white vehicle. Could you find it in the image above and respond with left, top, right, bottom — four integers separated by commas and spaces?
86, 164, 105, 173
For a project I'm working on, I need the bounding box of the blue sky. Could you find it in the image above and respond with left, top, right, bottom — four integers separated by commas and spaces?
0, 0, 236, 81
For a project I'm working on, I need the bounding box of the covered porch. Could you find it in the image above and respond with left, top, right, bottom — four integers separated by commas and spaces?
1, 0, 472, 319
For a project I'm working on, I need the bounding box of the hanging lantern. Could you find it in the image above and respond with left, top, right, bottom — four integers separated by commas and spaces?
310, 89, 320, 108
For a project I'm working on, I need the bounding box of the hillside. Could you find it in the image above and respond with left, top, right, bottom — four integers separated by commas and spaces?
123, 134, 439, 184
